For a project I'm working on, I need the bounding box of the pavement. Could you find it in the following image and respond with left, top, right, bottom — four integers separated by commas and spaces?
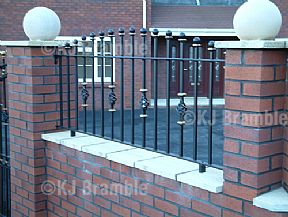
79, 107, 224, 166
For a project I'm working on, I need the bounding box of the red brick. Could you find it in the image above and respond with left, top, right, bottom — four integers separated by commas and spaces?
154, 175, 180, 191
243, 82, 285, 97
224, 125, 271, 143
83, 201, 100, 215
180, 184, 209, 201
226, 50, 242, 64
223, 210, 243, 217
211, 193, 243, 212
244, 50, 287, 65
141, 205, 164, 217
224, 182, 258, 201
225, 66, 275, 81
225, 96, 272, 112
120, 196, 140, 212
241, 170, 282, 188
132, 169, 154, 183
155, 198, 178, 216
76, 208, 92, 217
180, 208, 204, 217
62, 201, 76, 213
224, 153, 270, 173
101, 168, 120, 182
165, 190, 191, 207
225, 81, 241, 95
145, 183, 164, 198
271, 155, 283, 169
224, 139, 240, 153
192, 200, 221, 217
223, 168, 239, 182
112, 204, 131, 217
241, 141, 283, 157
224, 110, 241, 124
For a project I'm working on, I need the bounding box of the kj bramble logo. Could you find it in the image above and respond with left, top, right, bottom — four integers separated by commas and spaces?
41, 180, 56, 196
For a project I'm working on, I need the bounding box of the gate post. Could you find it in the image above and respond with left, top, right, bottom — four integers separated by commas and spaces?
216, 40, 288, 212
3, 42, 61, 217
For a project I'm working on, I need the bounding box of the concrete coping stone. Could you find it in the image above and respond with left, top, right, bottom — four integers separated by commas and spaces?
42, 131, 224, 194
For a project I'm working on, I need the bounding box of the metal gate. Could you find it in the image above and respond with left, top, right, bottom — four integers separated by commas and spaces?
0, 50, 10, 217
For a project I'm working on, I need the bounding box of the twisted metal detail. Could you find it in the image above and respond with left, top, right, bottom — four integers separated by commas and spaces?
1, 109, 9, 123
81, 84, 89, 107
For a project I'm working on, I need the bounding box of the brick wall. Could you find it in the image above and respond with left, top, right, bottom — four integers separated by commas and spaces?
45, 141, 287, 217
224, 49, 287, 198
6, 45, 75, 217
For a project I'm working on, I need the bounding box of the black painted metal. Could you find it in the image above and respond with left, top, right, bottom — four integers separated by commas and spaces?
100, 31, 105, 137
108, 29, 116, 140
81, 35, 89, 133
140, 28, 149, 148
73, 39, 79, 131
166, 31, 172, 154
55, 28, 225, 171
119, 28, 125, 142
90, 32, 96, 135
0, 51, 11, 217
153, 29, 159, 151
129, 27, 136, 145
177, 32, 187, 157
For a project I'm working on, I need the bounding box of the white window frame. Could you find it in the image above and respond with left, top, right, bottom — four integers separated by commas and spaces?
55, 36, 116, 83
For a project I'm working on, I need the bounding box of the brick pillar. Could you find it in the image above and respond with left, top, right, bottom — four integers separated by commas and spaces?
219, 42, 288, 203
6, 43, 61, 217
284, 72, 288, 191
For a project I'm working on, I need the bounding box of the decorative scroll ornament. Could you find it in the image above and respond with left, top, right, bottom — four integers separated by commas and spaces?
109, 92, 117, 107
1, 109, 9, 123
81, 86, 89, 104
176, 101, 187, 117
139, 95, 149, 110
0, 67, 7, 81
176, 99, 187, 125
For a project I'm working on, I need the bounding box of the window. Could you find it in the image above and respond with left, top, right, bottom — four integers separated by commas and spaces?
55, 36, 115, 83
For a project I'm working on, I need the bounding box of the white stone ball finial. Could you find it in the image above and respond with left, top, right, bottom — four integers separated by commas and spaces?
23, 7, 61, 41
233, 0, 282, 40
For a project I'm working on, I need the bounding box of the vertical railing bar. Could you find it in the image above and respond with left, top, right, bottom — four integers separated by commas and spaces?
129, 27, 136, 145
208, 41, 216, 166
119, 28, 125, 142
1, 56, 10, 215
100, 31, 105, 137
90, 32, 96, 135
81, 35, 89, 133
108, 29, 116, 140
73, 39, 79, 131
65, 42, 75, 137
0, 82, 3, 216
58, 49, 64, 127
140, 28, 149, 148
152, 29, 159, 151
166, 31, 172, 153
192, 37, 201, 161
176, 32, 187, 157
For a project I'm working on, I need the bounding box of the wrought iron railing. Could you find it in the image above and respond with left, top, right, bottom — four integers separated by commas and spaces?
54, 28, 225, 172
0, 50, 11, 217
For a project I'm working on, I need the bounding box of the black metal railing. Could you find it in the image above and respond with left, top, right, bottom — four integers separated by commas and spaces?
54, 28, 225, 172
0, 50, 11, 217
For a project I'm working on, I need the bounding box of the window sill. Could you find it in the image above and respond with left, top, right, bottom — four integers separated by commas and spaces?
42, 131, 224, 194
253, 188, 288, 213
